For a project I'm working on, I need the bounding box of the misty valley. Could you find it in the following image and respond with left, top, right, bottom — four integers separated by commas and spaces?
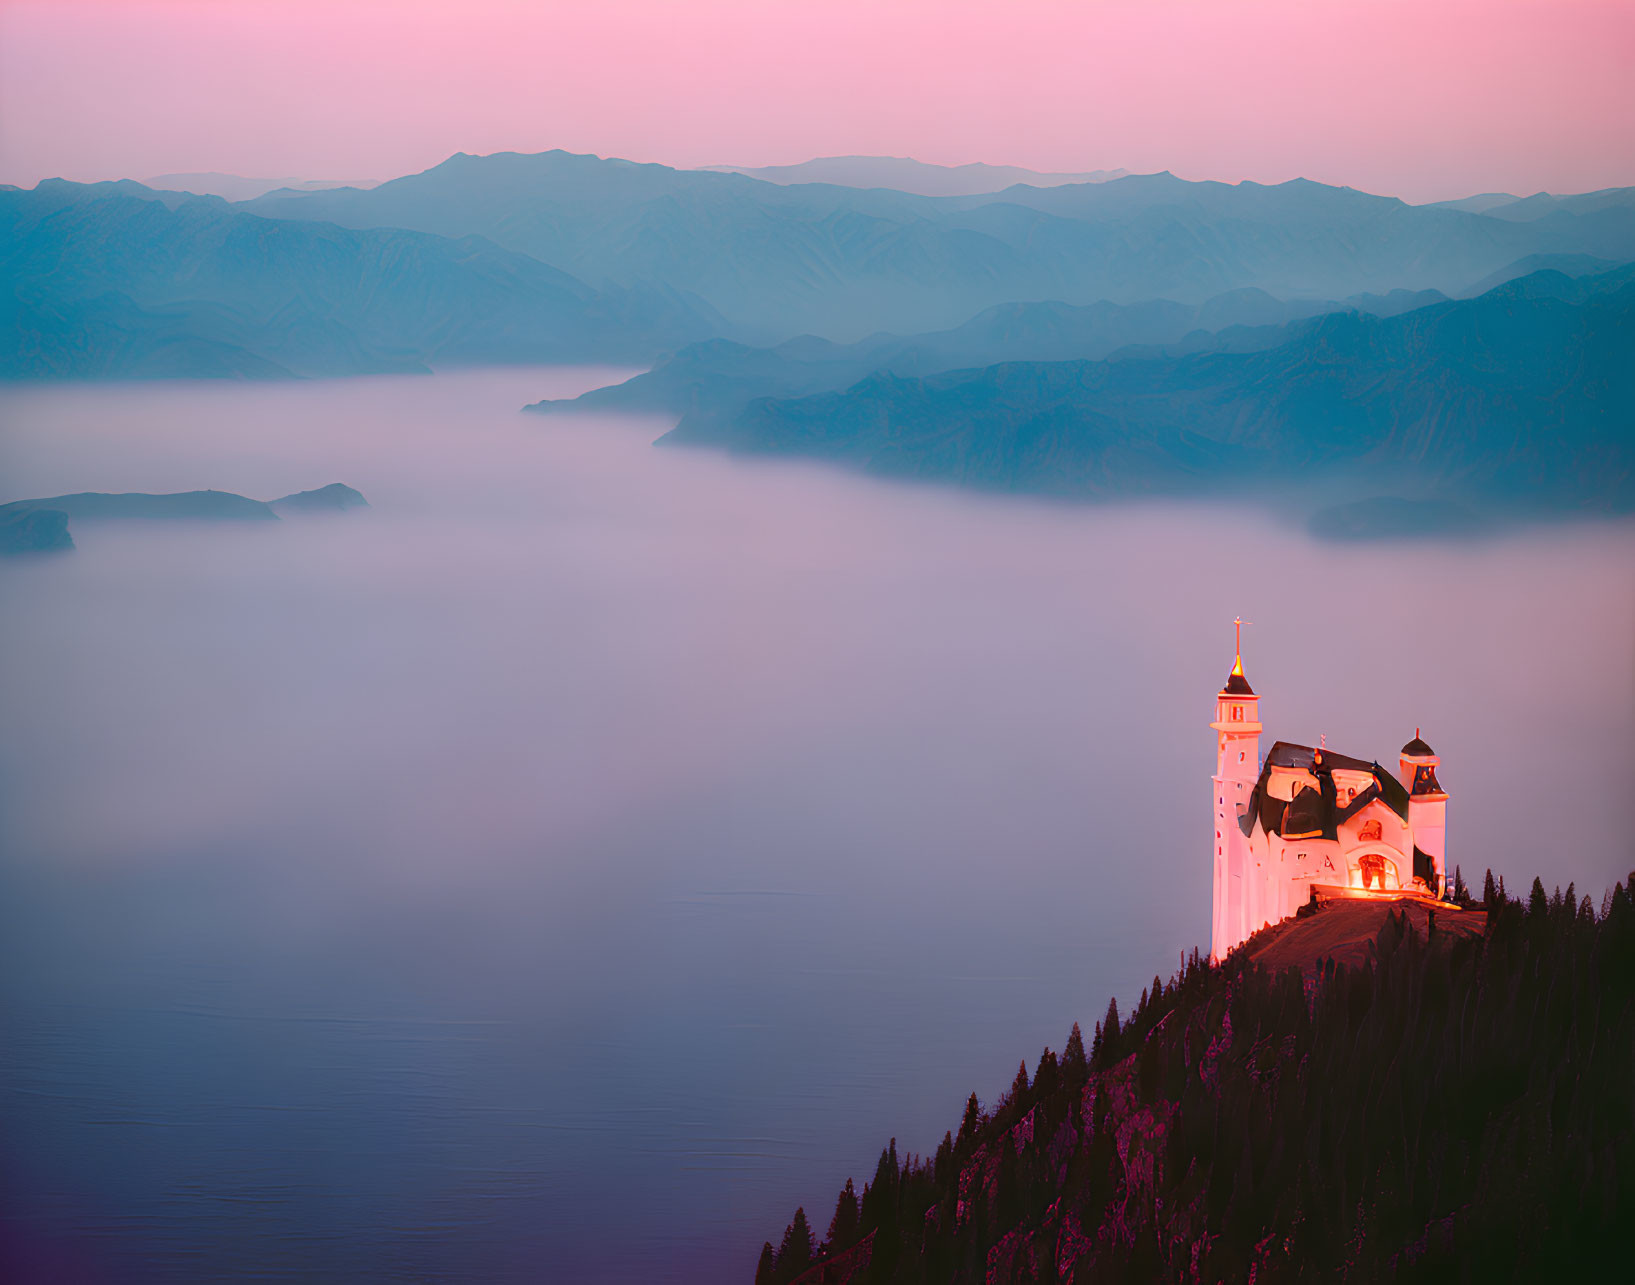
2, 368, 1632, 1280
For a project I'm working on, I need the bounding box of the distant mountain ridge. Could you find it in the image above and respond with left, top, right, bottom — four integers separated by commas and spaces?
145, 173, 382, 202
10, 149, 1635, 376
0, 179, 718, 379
656, 266, 1635, 518
526, 285, 1454, 423
699, 156, 1129, 196
239, 150, 1635, 342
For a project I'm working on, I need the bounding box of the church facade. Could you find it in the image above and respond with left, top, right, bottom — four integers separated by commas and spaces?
1210, 637, 1449, 961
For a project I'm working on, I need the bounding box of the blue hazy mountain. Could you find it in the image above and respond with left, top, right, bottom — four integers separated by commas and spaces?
242, 150, 1635, 342
145, 173, 382, 202
1471, 186, 1635, 223
699, 156, 1129, 195
0, 490, 280, 521
0, 485, 369, 555
1459, 252, 1625, 297
0, 506, 74, 555
0, 181, 719, 379
527, 287, 1452, 422
269, 483, 370, 513
1423, 192, 1525, 215
658, 266, 1635, 515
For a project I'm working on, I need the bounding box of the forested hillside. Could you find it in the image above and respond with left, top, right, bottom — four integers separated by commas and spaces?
755, 875, 1635, 1283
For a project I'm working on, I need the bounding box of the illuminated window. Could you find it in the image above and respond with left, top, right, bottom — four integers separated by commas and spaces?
1239, 751, 1246, 762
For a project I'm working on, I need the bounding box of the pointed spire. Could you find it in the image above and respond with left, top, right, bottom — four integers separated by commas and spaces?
1222, 616, 1255, 695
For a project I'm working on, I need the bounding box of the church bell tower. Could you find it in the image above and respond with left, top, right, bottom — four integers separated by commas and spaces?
1211, 618, 1262, 961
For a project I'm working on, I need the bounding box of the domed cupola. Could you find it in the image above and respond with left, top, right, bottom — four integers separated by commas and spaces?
1399, 729, 1446, 799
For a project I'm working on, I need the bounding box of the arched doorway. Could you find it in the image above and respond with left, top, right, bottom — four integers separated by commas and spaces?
1348, 845, 1405, 892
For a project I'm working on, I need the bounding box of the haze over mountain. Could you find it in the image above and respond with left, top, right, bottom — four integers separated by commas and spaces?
8, 149, 1634, 379
240, 150, 1635, 342
658, 266, 1635, 518
699, 156, 1129, 196
145, 173, 382, 202
527, 286, 1452, 423
0, 178, 716, 379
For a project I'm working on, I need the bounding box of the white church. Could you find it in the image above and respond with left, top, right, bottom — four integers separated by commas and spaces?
1210, 625, 1449, 960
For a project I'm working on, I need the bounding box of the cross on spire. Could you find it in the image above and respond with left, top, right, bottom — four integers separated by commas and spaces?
1230, 616, 1251, 677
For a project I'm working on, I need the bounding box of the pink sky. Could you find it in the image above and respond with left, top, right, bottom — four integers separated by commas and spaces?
1, 0, 1631, 202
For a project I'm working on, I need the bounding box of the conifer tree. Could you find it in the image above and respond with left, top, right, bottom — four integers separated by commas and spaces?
1530, 876, 1549, 918
1010, 1060, 1030, 1102
776, 1207, 813, 1279
1063, 1022, 1087, 1078
754, 1242, 776, 1285
1034, 1047, 1060, 1101
827, 1177, 859, 1250
1099, 996, 1122, 1064
956, 1093, 982, 1151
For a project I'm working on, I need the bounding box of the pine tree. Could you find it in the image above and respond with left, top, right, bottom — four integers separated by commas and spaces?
1453, 865, 1469, 904
777, 1207, 814, 1279
1530, 876, 1549, 918
1099, 996, 1122, 1064
827, 1177, 859, 1250
1483, 868, 1497, 907
1010, 1059, 1030, 1102
1063, 1022, 1088, 1078
1034, 1047, 1060, 1100
754, 1241, 776, 1285
956, 1093, 982, 1151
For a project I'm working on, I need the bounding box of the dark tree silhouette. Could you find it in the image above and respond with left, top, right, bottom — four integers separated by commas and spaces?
1062, 1022, 1087, 1079
775, 1207, 813, 1281
759, 871, 1635, 1282
825, 1177, 859, 1250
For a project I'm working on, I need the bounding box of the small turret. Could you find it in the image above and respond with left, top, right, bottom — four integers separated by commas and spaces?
1400, 729, 1448, 897
1399, 730, 1447, 799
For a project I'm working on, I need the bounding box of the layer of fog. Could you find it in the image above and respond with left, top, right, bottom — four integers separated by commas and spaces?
2, 370, 1631, 1280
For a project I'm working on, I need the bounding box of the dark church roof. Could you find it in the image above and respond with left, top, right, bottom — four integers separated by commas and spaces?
1222, 670, 1255, 696
1264, 741, 1374, 775
1237, 741, 1411, 841
1401, 734, 1436, 757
